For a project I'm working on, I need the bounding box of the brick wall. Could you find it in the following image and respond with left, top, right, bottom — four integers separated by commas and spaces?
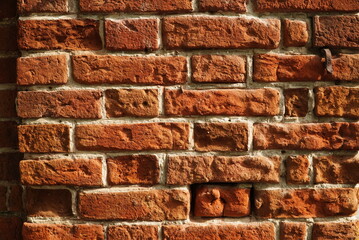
2, 0, 359, 239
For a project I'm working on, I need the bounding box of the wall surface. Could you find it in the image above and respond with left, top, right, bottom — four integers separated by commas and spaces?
1, 0, 359, 239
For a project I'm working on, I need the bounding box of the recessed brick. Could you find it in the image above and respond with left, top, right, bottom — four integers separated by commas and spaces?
0, 90, 17, 118
283, 19, 308, 47
0, 153, 23, 181
107, 225, 158, 240
0, 57, 17, 83
0, 121, 18, 148
286, 156, 310, 185
284, 88, 309, 117
199, 0, 247, 13
0, 25, 17, 51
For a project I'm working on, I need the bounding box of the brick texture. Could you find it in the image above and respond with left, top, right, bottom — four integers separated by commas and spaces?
280, 222, 307, 240
107, 226, 158, 240
18, 0, 67, 13
284, 88, 309, 117
312, 221, 359, 240
199, 0, 247, 13
286, 156, 310, 184
283, 19, 308, 47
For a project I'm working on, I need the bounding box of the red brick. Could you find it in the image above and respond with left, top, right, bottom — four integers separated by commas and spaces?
199, 0, 247, 12
0, 186, 6, 211
20, 159, 102, 186
191, 55, 246, 83
78, 189, 189, 220
254, 122, 359, 150
75, 123, 189, 151
283, 19, 308, 47
0, 57, 17, 83
280, 222, 307, 240
194, 186, 250, 217
0, 0, 17, 19
330, 54, 359, 81
107, 226, 158, 240
254, 0, 359, 12
26, 188, 72, 217
167, 155, 280, 185
18, 20, 102, 50
107, 155, 160, 185
314, 155, 359, 184
0, 153, 23, 181
18, 124, 70, 153
284, 88, 309, 117
18, 0, 67, 13
163, 16, 280, 50
72, 55, 187, 85
106, 19, 159, 51
0, 121, 18, 148
0, 90, 17, 117
315, 86, 359, 118
312, 221, 359, 240
255, 188, 359, 218
8, 185, 22, 212
194, 123, 248, 151
105, 89, 159, 117
0, 216, 22, 240
163, 223, 275, 240
17, 90, 102, 119
79, 0, 193, 13
165, 89, 280, 116
22, 223, 104, 240
314, 15, 359, 48
286, 156, 310, 184
0, 25, 17, 51
17, 55, 68, 86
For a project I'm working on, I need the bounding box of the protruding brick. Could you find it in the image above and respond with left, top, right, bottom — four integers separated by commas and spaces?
72, 55, 187, 85
280, 222, 307, 240
255, 188, 359, 218
165, 89, 280, 116
194, 186, 250, 217
79, 0, 193, 13
18, 20, 102, 50
312, 221, 359, 240
106, 19, 159, 51
284, 88, 309, 117
78, 189, 189, 221
199, 0, 247, 12
26, 188, 72, 217
191, 55, 246, 83
0, 121, 18, 148
107, 155, 160, 185
163, 16, 280, 49
254, 122, 359, 150
163, 223, 275, 240
0, 25, 17, 51
194, 123, 248, 151
105, 89, 159, 117
167, 156, 280, 185
0, 90, 16, 117
18, 0, 67, 13
0, 0, 17, 19
76, 123, 189, 151
286, 156, 310, 185
17, 91, 102, 119
20, 159, 103, 186
107, 226, 158, 240
0, 153, 23, 181
8, 185, 22, 212
22, 223, 104, 240
18, 124, 70, 153
17, 55, 68, 86
0, 57, 17, 83
283, 19, 308, 47
315, 86, 359, 118
314, 155, 359, 184
314, 16, 359, 48
0, 217, 22, 240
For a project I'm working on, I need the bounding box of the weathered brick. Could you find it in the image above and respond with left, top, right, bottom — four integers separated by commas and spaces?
312, 221, 359, 240
78, 189, 189, 221
255, 188, 359, 218
26, 188, 72, 217
314, 155, 359, 184
22, 223, 104, 240
254, 122, 359, 150
0, 0, 17, 19
0, 216, 22, 240
0, 90, 16, 117
280, 222, 307, 240
76, 123, 189, 151
20, 159, 102, 186
191, 55, 246, 83
254, 0, 359, 12
330, 54, 359, 81
8, 185, 22, 212
18, 0, 67, 13
199, 0, 247, 13
283, 19, 308, 47
0, 57, 17, 83
105, 89, 159, 117
107, 226, 158, 240
163, 223, 275, 240
194, 123, 248, 151
284, 88, 309, 117
79, 0, 193, 13
17, 55, 68, 86
0, 153, 23, 181
107, 155, 159, 185
0, 25, 17, 51
18, 124, 70, 153
314, 16, 359, 48
167, 156, 280, 185
163, 16, 280, 49
106, 19, 159, 51
315, 86, 359, 118
0, 121, 18, 148
18, 20, 102, 50
194, 186, 250, 217
17, 90, 102, 119
165, 89, 280, 116
72, 55, 187, 85
286, 156, 310, 185
0, 186, 6, 211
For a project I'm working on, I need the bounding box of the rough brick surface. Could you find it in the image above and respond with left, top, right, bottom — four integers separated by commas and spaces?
78, 189, 189, 221
280, 222, 307, 240
286, 156, 310, 185
312, 221, 359, 240
0, 121, 18, 148
0, 90, 17, 117
18, 0, 67, 13
0, 217, 22, 240
107, 225, 158, 240
167, 156, 280, 185
283, 19, 308, 47
255, 188, 359, 218
0, 57, 17, 83
199, 0, 247, 12
284, 88, 309, 117
0, 25, 17, 51
72, 55, 187, 85
163, 16, 280, 49
0, 153, 23, 181
20, 159, 103, 186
